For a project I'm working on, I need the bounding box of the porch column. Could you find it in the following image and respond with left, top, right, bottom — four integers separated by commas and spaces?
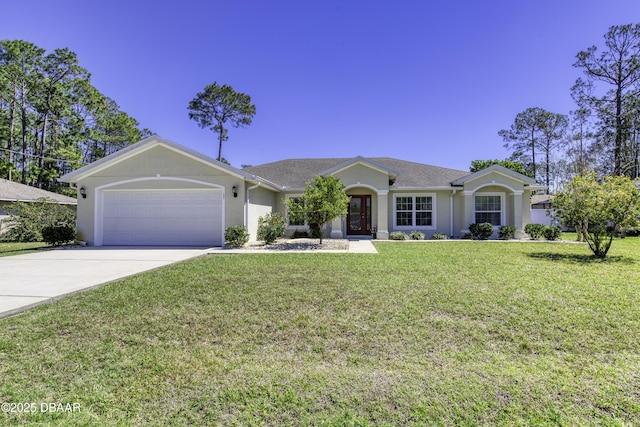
377, 190, 389, 239
512, 191, 524, 237
462, 191, 474, 234
330, 217, 343, 239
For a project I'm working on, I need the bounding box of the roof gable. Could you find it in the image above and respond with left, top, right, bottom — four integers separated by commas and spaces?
320, 156, 399, 177
59, 135, 253, 183
451, 164, 538, 186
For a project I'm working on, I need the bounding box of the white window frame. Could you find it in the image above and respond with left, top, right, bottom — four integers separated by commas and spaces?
392, 193, 436, 230
474, 192, 505, 228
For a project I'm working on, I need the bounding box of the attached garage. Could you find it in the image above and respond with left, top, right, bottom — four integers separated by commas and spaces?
59, 136, 279, 247
100, 189, 223, 246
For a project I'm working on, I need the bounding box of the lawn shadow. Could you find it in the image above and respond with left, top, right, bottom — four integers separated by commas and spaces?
528, 252, 635, 265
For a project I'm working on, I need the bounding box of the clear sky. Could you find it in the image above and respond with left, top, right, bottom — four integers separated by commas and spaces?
2, 1, 639, 171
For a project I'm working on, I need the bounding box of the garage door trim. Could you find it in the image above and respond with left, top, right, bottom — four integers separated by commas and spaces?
94, 177, 225, 246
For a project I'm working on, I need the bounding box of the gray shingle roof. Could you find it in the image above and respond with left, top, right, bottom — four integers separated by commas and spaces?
243, 157, 470, 189
0, 179, 77, 204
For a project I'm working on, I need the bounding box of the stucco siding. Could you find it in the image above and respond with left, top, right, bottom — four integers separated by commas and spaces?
73, 146, 247, 245
461, 171, 526, 193
387, 190, 452, 238
247, 186, 276, 241
333, 164, 390, 190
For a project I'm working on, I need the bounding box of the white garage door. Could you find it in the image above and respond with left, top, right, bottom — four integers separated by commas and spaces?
102, 190, 223, 246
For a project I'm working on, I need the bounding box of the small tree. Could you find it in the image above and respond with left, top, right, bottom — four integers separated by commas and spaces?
553, 173, 640, 258
285, 176, 349, 244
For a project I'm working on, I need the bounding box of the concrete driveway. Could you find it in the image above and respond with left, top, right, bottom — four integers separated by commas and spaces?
0, 247, 209, 319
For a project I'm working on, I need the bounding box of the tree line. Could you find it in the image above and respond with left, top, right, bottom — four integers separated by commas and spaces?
499, 23, 640, 193
0, 40, 149, 193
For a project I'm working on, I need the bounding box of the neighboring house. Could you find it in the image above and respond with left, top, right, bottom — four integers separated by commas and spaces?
530, 194, 556, 226
59, 135, 545, 246
0, 178, 77, 233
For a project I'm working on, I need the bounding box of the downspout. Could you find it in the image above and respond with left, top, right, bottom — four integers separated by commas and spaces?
450, 189, 457, 237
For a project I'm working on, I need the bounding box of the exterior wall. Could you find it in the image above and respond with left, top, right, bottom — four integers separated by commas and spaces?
457, 171, 535, 238
387, 190, 453, 238
332, 164, 390, 190
247, 186, 276, 241
75, 145, 246, 245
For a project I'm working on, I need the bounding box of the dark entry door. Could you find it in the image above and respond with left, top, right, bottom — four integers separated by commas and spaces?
348, 195, 371, 235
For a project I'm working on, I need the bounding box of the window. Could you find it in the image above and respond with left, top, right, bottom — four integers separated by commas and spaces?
394, 195, 434, 228
287, 196, 306, 226
475, 195, 502, 226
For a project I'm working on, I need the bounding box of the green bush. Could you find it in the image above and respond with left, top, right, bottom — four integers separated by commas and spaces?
291, 229, 309, 239
543, 225, 562, 241
224, 226, 249, 247
390, 231, 407, 240
1, 199, 76, 242
524, 223, 545, 239
469, 222, 493, 240
257, 212, 286, 244
431, 232, 448, 240
499, 225, 516, 240
409, 230, 425, 240
41, 225, 76, 247
309, 223, 322, 239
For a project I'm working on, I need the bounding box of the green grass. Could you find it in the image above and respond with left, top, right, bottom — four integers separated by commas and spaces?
1, 238, 639, 425
0, 241, 46, 257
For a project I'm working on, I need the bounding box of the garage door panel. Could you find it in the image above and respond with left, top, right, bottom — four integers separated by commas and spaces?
102, 190, 222, 246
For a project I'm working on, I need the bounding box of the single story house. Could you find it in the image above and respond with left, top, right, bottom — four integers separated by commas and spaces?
0, 178, 77, 233
59, 135, 545, 246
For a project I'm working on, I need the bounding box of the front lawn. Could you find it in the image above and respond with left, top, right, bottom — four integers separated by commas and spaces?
1, 239, 639, 425
0, 241, 46, 257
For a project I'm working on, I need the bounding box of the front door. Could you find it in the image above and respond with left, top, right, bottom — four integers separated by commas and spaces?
347, 195, 371, 235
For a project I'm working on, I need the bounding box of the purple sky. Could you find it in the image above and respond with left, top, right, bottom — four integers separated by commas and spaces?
2, 1, 639, 171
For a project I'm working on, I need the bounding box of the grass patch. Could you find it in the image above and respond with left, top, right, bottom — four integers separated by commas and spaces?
1, 238, 639, 425
0, 241, 46, 257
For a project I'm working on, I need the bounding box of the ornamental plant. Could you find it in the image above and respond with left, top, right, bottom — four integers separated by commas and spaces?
257, 213, 286, 245
498, 225, 516, 240
409, 230, 425, 240
42, 225, 76, 246
543, 225, 562, 241
524, 223, 545, 239
390, 231, 407, 240
284, 176, 349, 244
469, 222, 493, 240
553, 173, 640, 258
1, 198, 76, 242
224, 225, 249, 247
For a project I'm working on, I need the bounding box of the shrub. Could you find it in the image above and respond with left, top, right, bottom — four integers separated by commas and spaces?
390, 231, 407, 240
224, 225, 249, 247
309, 223, 322, 239
524, 223, 545, 239
431, 232, 448, 240
469, 222, 493, 240
409, 230, 425, 240
543, 225, 562, 241
41, 225, 76, 247
291, 229, 309, 239
499, 225, 516, 240
257, 213, 286, 244
1, 199, 76, 242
